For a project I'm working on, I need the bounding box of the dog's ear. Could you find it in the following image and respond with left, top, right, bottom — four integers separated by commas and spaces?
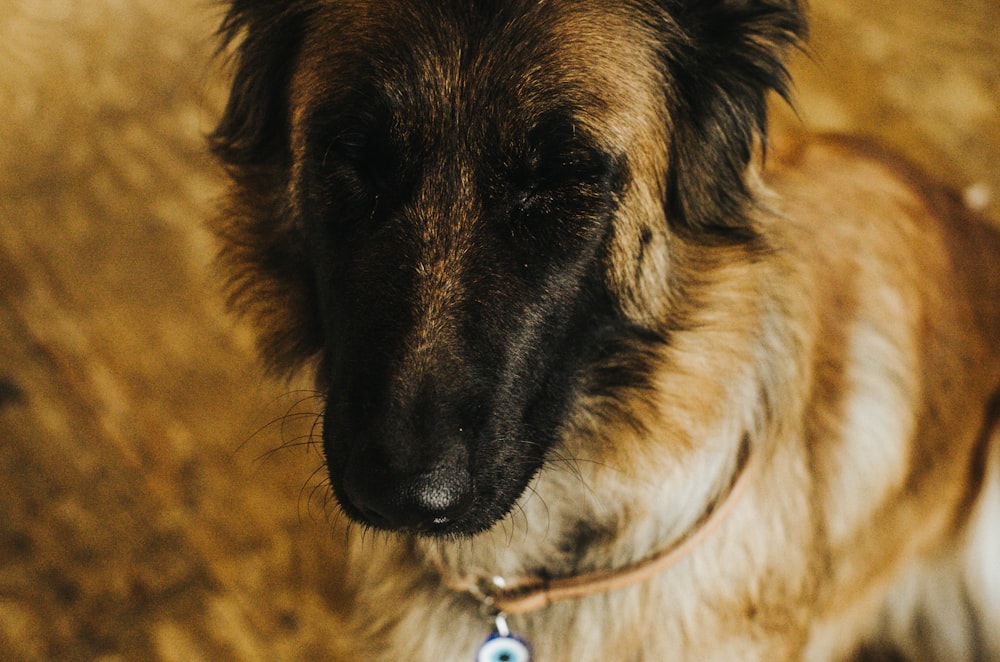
209, 2, 312, 170
209, 2, 323, 374
658, 0, 806, 239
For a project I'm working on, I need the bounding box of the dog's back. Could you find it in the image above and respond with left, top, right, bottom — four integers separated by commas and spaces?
766, 135, 1000, 661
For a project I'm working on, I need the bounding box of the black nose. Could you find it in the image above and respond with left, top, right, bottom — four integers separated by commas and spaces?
343, 458, 475, 532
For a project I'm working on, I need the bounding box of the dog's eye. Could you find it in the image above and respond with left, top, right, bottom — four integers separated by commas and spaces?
537, 144, 612, 189
512, 142, 617, 220
310, 130, 398, 220
512, 122, 619, 214
327, 132, 393, 188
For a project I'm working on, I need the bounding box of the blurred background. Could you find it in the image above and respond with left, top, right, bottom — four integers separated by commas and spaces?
0, 1, 997, 659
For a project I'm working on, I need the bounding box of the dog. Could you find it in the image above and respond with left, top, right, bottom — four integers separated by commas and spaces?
209, 0, 1000, 659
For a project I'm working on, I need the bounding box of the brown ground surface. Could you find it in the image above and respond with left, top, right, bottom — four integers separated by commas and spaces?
0, 2, 997, 660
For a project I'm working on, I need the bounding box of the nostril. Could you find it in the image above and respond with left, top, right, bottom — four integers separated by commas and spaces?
342, 460, 474, 532
404, 468, 474, 525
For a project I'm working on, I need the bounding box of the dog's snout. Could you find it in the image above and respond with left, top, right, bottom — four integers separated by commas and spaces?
325, 352, 495, 533
343, 458, 474, 532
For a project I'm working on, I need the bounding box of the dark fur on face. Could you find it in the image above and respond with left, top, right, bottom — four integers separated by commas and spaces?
210, 0, 805, 536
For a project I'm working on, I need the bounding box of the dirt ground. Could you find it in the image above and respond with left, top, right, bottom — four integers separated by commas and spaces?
0, 1, 997, 660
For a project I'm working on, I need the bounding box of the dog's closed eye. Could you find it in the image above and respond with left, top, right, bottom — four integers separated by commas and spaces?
503, 117, 626, 249
304, 123, 407, 236
515, 118, 619, 198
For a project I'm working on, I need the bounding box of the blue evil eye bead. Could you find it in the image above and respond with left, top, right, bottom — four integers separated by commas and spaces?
476, 633, 531, 662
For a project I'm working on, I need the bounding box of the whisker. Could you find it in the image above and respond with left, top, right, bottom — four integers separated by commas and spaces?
301, 460, 331, 522
233, 388, 326, 457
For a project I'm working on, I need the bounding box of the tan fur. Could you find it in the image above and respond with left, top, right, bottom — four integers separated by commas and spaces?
333, 135, 1000, 660
214, 2, 1000, 658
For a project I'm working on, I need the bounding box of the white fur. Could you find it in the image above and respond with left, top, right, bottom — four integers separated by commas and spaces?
824, 316, 916, 544
964, 430, 1000, 654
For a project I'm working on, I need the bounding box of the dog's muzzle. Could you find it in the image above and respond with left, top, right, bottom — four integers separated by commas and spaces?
336, 425, 477, 533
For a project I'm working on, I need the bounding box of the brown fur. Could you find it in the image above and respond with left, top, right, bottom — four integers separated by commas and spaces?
211, 1, 1000, 659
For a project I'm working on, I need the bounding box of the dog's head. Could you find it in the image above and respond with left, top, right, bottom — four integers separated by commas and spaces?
211, 0, 804, 536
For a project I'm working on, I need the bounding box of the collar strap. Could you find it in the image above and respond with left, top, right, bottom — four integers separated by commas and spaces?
440, 439, 757, 616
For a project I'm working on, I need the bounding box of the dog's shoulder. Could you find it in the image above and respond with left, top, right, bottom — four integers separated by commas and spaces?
765, 130, 1000, 376
768, 133, 937, 199
766, 132, 1000, 255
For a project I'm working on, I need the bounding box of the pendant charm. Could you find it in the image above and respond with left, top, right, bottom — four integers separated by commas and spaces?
476, 613, 531, 662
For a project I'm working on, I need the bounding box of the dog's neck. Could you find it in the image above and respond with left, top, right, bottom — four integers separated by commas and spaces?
432, 435, 757, 616
416, 249, 794, 617
417, 418, 757, 617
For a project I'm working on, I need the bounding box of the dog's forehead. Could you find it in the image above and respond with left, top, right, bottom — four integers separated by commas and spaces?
293, 0, 667, 148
